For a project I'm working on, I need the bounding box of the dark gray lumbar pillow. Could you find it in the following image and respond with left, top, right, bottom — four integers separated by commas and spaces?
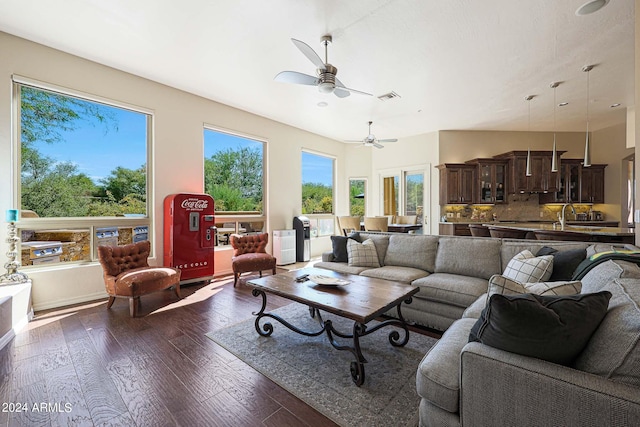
469, 291, 611, 365
536, 246, 587, 281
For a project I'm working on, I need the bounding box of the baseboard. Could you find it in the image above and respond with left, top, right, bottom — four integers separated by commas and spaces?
32, 290, 107, 312
0, 329, 15, 351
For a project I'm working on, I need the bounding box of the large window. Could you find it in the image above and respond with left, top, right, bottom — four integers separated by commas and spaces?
204, 128, 264, 213
204, 128, 265, 246
16, 82, 149, 218
301, 151, 334, 214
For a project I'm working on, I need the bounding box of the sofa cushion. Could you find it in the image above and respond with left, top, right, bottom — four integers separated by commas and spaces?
580, 260, 640, 294
536, 246, 587, 281
503, 250, 553, 283
313, 261, 372, 275
412, 273, 488, 308
416, 317, 478, 413
360, 265, 429, 283
573, 278, 640, 388
347, 238, 380, 268
487, 274, 582, 299
462, 293, 487, 319
435, 237, 502, 280
469, 292, 611, 365
384, 234, 438, 272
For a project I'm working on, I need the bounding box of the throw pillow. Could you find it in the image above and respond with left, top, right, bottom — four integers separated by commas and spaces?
536, 246, 587, 281
487, 274, 582, 300
503, 250, 553, 283
330, 235, 350, 263
347, 238, 380, 268
469, 291, 612, 365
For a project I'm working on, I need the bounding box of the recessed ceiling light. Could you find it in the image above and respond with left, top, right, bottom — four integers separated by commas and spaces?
610, 103, 621, 108
317, 101, 328, 107
575, 0, 609, 16
558, 102, 569, 107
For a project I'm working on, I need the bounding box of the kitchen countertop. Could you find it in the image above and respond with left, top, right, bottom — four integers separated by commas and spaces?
482, 222, 634, 237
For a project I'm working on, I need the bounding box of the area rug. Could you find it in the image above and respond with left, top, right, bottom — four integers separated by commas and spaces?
206, 303, 438, 427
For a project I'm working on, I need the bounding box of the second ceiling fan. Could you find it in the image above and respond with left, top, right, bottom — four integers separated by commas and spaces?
274, 35, 372, 98
345, 121, 398, 149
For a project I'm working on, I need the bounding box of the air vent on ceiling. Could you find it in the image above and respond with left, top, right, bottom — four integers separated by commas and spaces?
377, 91, 401, 101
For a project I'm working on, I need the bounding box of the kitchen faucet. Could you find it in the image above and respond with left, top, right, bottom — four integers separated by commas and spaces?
558, 203, 576, 230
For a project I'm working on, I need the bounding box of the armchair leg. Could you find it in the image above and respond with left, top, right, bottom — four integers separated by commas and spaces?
106, 296, 116, 309
129, 297, 140, 317
174, 284, 181, 299
233, 272, 239, 287
259, 271, 263, 277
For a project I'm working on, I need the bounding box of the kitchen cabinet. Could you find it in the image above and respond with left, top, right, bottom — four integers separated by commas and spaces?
469, 159, 508, 204
580, 165, 606, 203
437, 164, 475, 205
497, 151, 564, 194
439, 222, 473, 236
539, 161, 606, 204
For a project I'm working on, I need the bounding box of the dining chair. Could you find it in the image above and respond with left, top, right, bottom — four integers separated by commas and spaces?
337, 216, 362, 236
394, 215, 418, 224
364, 217, 389, 232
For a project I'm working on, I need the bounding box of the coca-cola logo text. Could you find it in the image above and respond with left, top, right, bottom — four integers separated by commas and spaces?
181, 199, 209, 210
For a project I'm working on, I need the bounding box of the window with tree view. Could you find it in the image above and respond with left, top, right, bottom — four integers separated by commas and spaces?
203, 129, 264, 214
302, 151, 334, 214
17, 83, 149, 218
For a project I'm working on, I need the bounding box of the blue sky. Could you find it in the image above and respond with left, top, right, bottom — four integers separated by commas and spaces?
31, 104, 147, 184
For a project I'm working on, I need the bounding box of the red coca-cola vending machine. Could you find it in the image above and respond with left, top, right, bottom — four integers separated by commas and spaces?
163, 193, 215, 283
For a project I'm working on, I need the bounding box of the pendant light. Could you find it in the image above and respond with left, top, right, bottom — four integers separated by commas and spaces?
525, 95, 534, 176
550, 82, 560, 172
582, 65, 594, 167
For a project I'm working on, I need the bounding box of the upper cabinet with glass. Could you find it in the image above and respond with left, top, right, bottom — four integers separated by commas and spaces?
466, 159, 508, 204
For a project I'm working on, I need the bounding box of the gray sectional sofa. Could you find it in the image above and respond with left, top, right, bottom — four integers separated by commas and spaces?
317, 232, 611, 331
316, 232, 640, 426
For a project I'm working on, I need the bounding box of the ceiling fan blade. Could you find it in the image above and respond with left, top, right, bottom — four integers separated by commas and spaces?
373, 142, 384, 149
335, 78, 373, 96
377, 138, 398, 143
274, 71, 319, 86
334, 87, 351, 98
291, 38, 326, 70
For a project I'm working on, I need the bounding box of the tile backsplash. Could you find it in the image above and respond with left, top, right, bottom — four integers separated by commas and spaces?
442, 194, 604, 222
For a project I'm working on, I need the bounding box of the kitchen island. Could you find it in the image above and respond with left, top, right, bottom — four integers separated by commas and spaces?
482, 222, 635, 244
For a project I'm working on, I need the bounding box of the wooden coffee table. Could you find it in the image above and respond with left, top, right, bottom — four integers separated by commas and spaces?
246, 267, 419, 386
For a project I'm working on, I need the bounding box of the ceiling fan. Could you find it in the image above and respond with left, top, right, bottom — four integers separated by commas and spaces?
274, 35, 372, 98
345, 121, 398, 148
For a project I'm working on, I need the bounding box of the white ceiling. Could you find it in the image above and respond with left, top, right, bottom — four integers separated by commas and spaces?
0, 0, 634, 142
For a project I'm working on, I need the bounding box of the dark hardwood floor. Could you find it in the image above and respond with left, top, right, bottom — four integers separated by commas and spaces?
0, 274, 343, 427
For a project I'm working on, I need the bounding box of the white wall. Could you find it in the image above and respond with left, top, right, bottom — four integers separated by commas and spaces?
0, 32, 346, 310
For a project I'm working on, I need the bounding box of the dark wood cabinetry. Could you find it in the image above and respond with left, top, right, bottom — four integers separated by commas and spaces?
437, 164, 475, 205
580, 165, 606, 203
539, 160, 606, 204
498, 151, 563, 194
467, 159, 508, 204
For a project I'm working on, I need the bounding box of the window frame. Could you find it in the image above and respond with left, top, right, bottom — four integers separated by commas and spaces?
11, 75, 154, 266
203, 125, 268, 245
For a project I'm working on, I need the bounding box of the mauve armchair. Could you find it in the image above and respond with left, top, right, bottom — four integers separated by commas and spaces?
230, 233, 277, 286
97, 240, 181, 317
